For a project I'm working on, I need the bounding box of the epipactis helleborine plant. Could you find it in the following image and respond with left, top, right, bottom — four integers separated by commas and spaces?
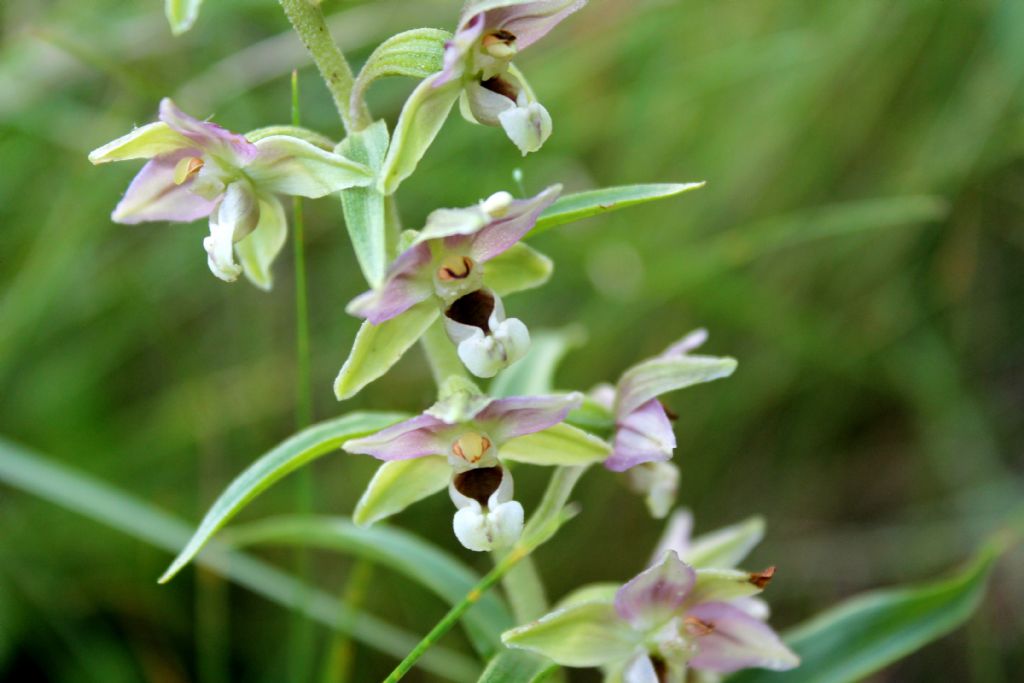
437, 0, 586, 154
344, 386, 582, 551
502, 510, 798, 682
347, 185, 560, 377
590, 329, 737, 517
88, 99, 372, 289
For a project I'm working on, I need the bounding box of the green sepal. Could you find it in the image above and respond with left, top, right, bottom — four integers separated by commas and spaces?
165, 0, 204, 35
502, 601, 638, 667
531, 183, 706, 236
353, 456, 452, 526
500, 424, 610, 466
555, 583, 620, 610
378, 74, 460, 195
687, 568, 764, 605
338, 120, 391, 287
334, 301, 439, 400
686, 515, 765, 569
485, 243, 554, 296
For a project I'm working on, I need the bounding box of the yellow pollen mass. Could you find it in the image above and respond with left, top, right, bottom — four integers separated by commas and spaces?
173, 156, 204, 185
452, 432, 492, 463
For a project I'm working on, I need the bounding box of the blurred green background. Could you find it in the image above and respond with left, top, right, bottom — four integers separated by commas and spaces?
1, 0, 1022, 680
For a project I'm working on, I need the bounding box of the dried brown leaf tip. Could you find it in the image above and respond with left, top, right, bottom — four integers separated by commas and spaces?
750, 566, 776, 589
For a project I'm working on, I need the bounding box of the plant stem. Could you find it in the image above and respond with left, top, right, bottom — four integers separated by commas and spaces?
278, 0, 370, 132
498, 555, 549, 623
382, 546, 530, 683
289, 69, 316, 683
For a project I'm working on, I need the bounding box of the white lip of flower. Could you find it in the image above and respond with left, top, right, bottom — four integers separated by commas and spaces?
449, 466, 524, 552
627, 461, 680, 520
499, 101, 552, 156
203, 181, 259, 282
443, 290, 530, 378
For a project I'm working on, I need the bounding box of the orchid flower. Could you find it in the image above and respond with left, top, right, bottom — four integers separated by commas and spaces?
436, 0, 586, 154
344, 387, 582, 551
88, 99, 372, 289
347, 185, 560, 377
591, 329, 737, 517
503, 550, 798, 682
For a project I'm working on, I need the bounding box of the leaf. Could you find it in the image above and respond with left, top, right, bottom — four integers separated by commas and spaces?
334, 300, 439, 400
378, 74, 460, 195
500, 424, 610, 467
728, 543, 1005, 683
0, 437, 477, 681
338, 121, 390, 287
491, 327, 586, 398
478, 649, 557, 683
352, 29, 451, 106
502, 602, 638, 667
485, 243, 554, 297
165, 0, 203, 35
226, 515, 515, 657
530, 183, 706, 236
353, 455, 452, 526
158, 411, 406, 583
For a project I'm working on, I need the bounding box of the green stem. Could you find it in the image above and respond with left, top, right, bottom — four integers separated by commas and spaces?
498, 555, 548, 624
320, 559, 375, 683
289, 69, 316, 683
383, 545, 531, 683
278, 0, 370, 132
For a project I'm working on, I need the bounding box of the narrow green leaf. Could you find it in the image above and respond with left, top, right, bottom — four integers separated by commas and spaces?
485, 243, 554, 297
338, 121, 390, 287
159, 411, 406, 583
531, 183, 705, 236
352, 29, 451, 106
0, 437, 477, 681
165, 0, 203, 35
729, 543, 1005, 683
500, 424, 610, 467
491, 327, 586, 398
478, 649, 557, 683
353, 456, 452, 526
378, 74, 460, 195
227, 515, 515, 657
334, 301, 440, 400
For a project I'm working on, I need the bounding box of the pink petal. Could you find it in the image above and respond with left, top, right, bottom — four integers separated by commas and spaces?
476, 392, 581, 444
614, 551, 695, 631
687, 602, 799, 673
435, 13, 485, 87
111, 151, 219, 224
346, 243, 434, 324
649, 510, 694, 567
469, 184, 561, 263
159, 98, 258, 165
604, 399, 676, 472
343, 414, 451, 461
486, 0, 587, 50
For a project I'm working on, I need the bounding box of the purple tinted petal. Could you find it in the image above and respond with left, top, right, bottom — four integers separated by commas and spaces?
604, 399, 676, 472
469, 184, 561, 262
111, 151, 219, 224
159, 98, 258, 165
487, 0, 587, 50
346, 243, 434, 324
435, 13, 485, 86
614, 551, 695, 631
649, 509, 693, 567
476, 392, 582, 444
662, 328, 708, 357
687, 602, 799, 673
343, 414, 451, 461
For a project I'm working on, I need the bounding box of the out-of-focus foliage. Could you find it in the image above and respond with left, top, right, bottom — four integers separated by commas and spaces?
0, 0, 1021, 681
